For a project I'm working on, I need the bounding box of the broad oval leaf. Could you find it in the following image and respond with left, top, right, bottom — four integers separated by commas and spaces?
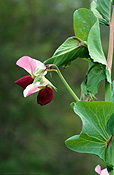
87, 20, 107, 65
74, 8, 107, 65
90, 1, 109, 25
66, 134, 107, 163
107, 113, 114, 136
96, 0, 111, 25
43, 37, 90, 67
74, 8, 97, 41
81, 63, 106, 98
65, 101, 114, 164
87, 64, 106, 95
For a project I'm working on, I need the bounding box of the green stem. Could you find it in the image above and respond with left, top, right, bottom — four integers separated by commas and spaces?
56, 67, 80, 102
105, 81, 111, 101
110, 169, 114, 175
107, 8, 114, 174
108, 137, 114, 175
47, 64, 80, 102
105, 7, 114, 101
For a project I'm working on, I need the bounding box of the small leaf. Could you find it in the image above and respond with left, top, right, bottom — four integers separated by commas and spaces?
66, 101, 114, 164
81, 81, 88, 98
87, 20, 107, 65
87, 63, 106, 94
107, 113, 114, 135
81, 63, 106, 98
74, 8, 107, 65
73, 8, 97, 41
96, 0, 111, 24
90, 1, 109, 25
44, 37, 90, 67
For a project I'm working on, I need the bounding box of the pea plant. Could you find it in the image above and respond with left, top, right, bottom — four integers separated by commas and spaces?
15, 0, 114, 174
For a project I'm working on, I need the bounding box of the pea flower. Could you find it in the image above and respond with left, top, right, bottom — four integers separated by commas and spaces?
15, 56, 55, 105
95, 165, 109, 175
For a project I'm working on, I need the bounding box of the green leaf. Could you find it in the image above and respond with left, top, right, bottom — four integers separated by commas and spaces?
66, 134, 108, 161
73, 8, 97, 41
44, 8, 107, 67
106, 114, 114, 167
87, 20, 107, 65
107, 113, 114, 135
74, 8, 107, 65
81, 63, 106, 98
86, 63, 105, 94
65, 101, 114, 164
43, 37, 90, 67
96, 0, 111, 25
90, 1, 109, 25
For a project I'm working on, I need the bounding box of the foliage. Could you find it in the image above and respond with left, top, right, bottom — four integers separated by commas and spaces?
1, 0, 98, 175
43, 0, 114, 173
66, 101, 114, 165
2, 0, 114, 174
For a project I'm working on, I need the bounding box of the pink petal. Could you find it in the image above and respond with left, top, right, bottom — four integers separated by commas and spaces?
101, 169, 109, 175
15, 75, 34, 88
23, 82, 40, 97
95, 165, 101, 174
23, 82, 49, 97
16, 56, 46, 75
37, 87, 54, 105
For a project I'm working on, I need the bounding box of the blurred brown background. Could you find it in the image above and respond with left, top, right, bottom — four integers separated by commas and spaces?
0, 0, 110, 174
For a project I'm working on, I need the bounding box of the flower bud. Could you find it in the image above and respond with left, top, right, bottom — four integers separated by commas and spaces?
37, 87, 54, 105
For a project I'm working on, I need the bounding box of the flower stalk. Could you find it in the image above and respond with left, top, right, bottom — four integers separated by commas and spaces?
47, 64, 80, 102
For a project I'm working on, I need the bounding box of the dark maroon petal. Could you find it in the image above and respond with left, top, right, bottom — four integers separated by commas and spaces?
15, 75, 34, 89
37, 87, 54, 106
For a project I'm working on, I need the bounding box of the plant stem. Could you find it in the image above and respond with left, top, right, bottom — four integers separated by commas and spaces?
105, 7, 114, 101
108, 137, 114, 175
56, 67, 80, 102
105, 81, 111, 101
107, 8, 114, 174
47, 64, 80, 102
107, 8, 114, 73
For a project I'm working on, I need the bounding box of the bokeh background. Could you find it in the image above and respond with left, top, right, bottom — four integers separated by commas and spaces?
0, 0, 110, 174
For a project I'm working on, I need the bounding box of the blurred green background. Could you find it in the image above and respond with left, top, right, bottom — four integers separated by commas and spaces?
0, 0, 110, 174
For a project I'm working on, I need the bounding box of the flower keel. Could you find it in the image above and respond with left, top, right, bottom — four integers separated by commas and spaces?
37, 87, 54, 105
